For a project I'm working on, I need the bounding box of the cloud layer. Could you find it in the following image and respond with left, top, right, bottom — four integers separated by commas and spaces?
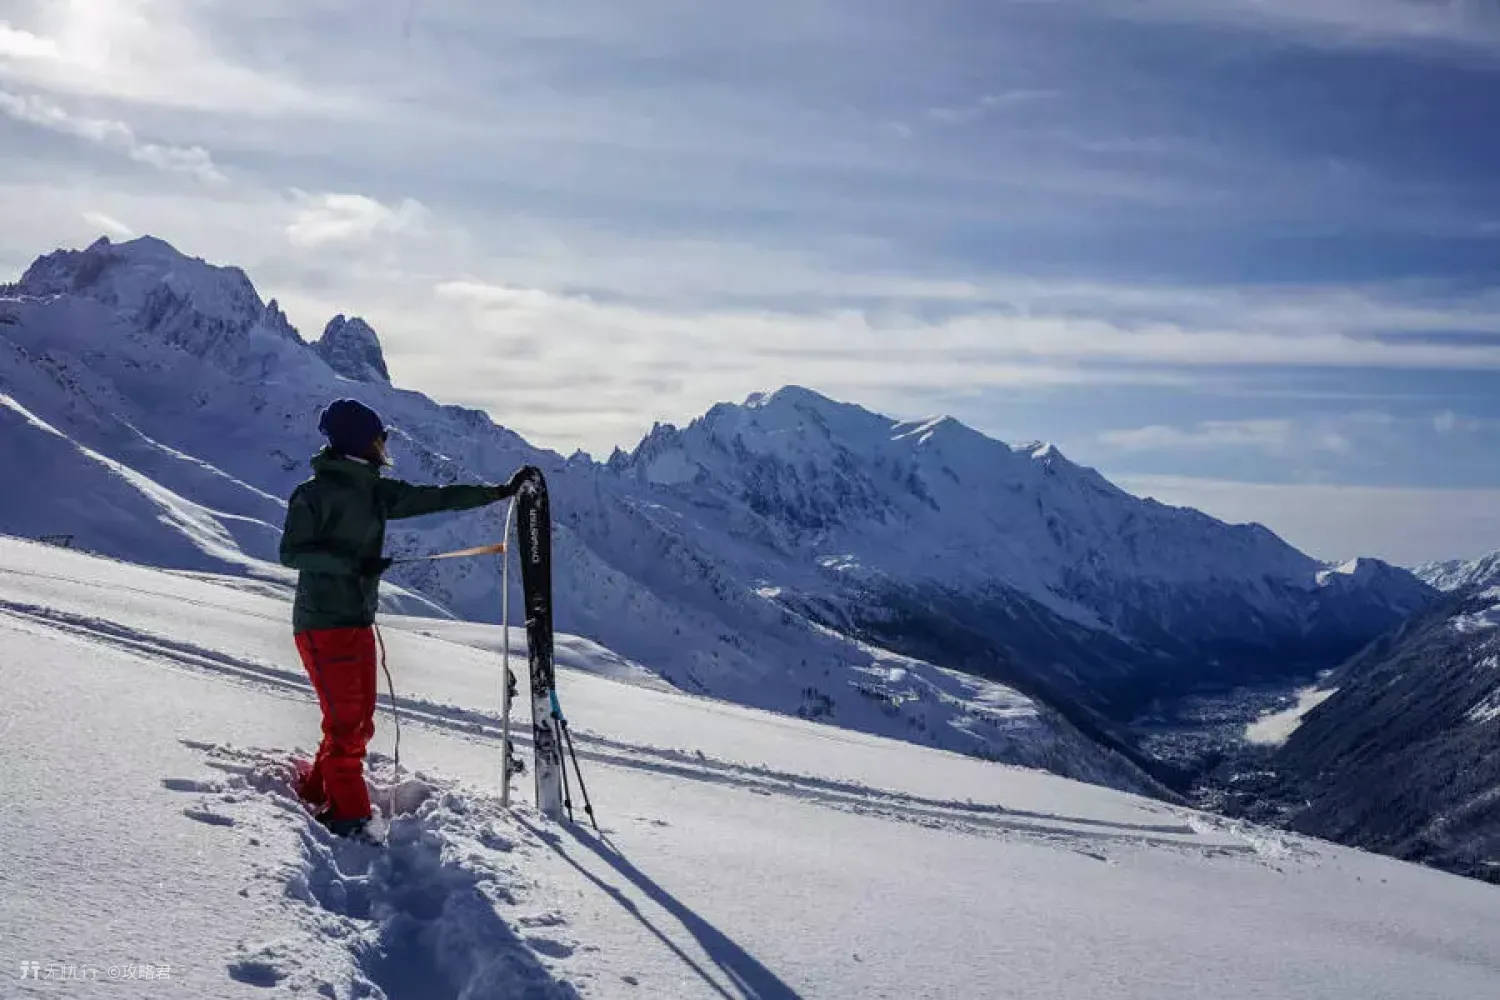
0, 90, 223, 182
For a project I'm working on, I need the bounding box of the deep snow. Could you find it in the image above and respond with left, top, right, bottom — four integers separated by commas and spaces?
1, 537, 1496, 999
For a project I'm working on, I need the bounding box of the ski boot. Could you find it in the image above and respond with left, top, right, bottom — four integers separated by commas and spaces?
317, 811, 386, 847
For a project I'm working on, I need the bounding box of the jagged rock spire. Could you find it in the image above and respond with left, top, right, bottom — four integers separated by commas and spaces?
314, 314, 390, 384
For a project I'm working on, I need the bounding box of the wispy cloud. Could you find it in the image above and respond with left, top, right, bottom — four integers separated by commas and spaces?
0, 22, 58, 60
1433, 410, 1497, 434
1100, 418, 1352, 455
284, 192, 427, 249
1102, 419, 1297, 453
81, 210, 133, 238
0, 7, 349, 114
0, 90, 223, 182
926, 90, 1058, 126
1090, 0, 1500, 56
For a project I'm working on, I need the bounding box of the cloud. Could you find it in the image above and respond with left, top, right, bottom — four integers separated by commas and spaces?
412, 278, 1209, 450
284, 192, 427, 248
0, 22, 58, 60
1100, 416, 1372, 457
1433, 410, 1495, 434
407, 268, 1500, 454
0, 6, 349, 114
1090, 0, 1500, 56
0, 90, 223, 182
1100, 419, 1298, 453
1114, 474, 1500, 564
81, 210, 133, 238
926, 90, 1057, 126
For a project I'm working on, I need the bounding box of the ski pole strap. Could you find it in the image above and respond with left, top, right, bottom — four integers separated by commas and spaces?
549, 689, 565, 722
391, 541, 507, 565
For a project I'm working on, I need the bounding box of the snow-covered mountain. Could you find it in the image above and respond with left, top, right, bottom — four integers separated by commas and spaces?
1265, 555, 1500, 881
0, 235, 1434, 793
600, 387, 1433, 748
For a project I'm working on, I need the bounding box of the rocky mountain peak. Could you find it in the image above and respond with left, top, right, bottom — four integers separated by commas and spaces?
15, 235, 287, 369
314, 314, 390, 384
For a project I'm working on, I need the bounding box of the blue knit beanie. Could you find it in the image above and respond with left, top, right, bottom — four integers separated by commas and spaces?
318, 398, 385, 456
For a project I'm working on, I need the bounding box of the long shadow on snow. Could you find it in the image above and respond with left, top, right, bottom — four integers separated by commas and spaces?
521, 818, 799, 1000
0, 600, 1224, 856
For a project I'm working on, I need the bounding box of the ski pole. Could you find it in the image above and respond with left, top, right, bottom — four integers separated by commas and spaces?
499, 500, 518, 808
559, 717, 599, 833
392, 541, 507, 565
549, 689, 599, 832
555, 716, 575, 823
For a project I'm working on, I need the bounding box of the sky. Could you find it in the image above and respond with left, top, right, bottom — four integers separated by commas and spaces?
0, 0, 1497, 564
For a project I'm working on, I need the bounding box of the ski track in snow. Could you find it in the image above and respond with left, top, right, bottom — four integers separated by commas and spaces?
0, 596, 1266, 867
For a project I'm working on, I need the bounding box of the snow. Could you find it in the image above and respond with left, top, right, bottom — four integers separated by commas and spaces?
3, 538, 1498, 999
1452, 589, 1500, 634
1467, 689, 1500, 725
1244, 685, 1338, 746
1413, 551, 1500, 592
1315, 558, 1366, 584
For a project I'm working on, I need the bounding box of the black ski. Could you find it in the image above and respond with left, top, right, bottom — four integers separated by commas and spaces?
515, 469, 565, 819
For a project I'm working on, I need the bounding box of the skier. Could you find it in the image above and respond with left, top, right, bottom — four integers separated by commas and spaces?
279, 398, 534, 840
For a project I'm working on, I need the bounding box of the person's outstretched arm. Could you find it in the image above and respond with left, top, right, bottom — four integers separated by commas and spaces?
279, 487, 361, 574
378, 466, 537, 521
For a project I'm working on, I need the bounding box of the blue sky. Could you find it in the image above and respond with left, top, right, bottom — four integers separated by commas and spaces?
1, 0, 1497, 563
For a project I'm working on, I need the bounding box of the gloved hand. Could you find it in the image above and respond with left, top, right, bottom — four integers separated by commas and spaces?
497, 465, 541, 498
360, 556, 394, 577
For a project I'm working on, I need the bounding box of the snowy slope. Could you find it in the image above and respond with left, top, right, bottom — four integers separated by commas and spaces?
0, 235, 1433, 790
1, 539, 1497, 999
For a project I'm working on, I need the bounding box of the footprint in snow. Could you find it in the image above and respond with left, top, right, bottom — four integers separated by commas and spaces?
182, 807, 236, 827
526, 937, 576, 959
226, 957, 285, 987
479, 824, 517, 852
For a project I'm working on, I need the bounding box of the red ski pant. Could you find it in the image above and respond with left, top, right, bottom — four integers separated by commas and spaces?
294, 626, 377, 821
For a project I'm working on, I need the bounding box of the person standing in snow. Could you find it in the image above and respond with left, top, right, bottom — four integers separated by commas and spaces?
279, 398, 534, 840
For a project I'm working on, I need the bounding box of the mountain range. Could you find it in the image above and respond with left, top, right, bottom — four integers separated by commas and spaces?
0, 235, 1441, 798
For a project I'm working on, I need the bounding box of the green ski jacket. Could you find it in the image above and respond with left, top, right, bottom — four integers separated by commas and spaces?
279, 449, 504, 632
